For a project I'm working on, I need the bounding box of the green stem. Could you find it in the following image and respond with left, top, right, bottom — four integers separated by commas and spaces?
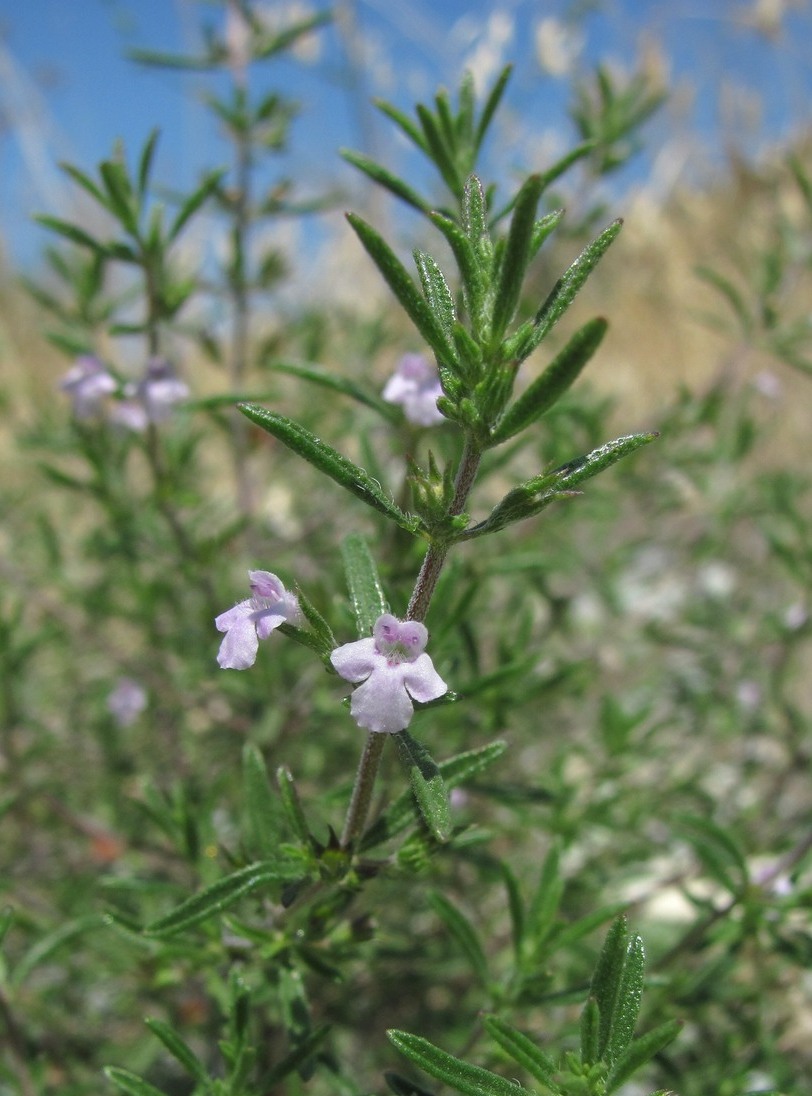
340, 731, 386, 849
340, 438, 482, 848
407, 437, 481, 622
229, 85, 255, 524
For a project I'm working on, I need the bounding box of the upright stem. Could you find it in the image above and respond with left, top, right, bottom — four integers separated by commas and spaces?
229, 115, 255, 522
340, 731, 386, 849
407, 438, 481, 622
142, 256, 216, 605
340, 438, 482, 848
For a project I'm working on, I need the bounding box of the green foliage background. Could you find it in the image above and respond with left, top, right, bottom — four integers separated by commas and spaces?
1, 6, 811, 1096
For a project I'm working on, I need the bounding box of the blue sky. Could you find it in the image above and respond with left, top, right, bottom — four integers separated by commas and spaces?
2, 0, 811, 271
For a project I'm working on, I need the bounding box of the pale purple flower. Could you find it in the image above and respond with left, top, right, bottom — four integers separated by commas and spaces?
382, 353, 445, 427
107, 677, 148, 727
216, 571, 302, 670
59, 355, 117, 419
330, 613, 448, 734
138, 357, 190, 422
109, 358, 189, 432
108, 384, 149, 432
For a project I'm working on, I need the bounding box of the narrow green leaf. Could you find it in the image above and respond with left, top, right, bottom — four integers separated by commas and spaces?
507, 220, 622, 361
346, 213, 458, 366
415, 250, 456, 339
0, 907, 14, 948
429, 211, 487, 337
12, 915, 105, 987
385, 1070, 438, 1096
100, 160, 138, 235
465, 433, 657, 538
254, 10, 332, 61
34, 215, 106, 253
604, 1019, 682, 1093
789, 153, 812, 217
491, 174, 544, 343
695, 266, 752, 333
457, 72, 475, 142
527, 843, 564, 946
238, 404, 418, 533
545, 903, 627, 955
463, 174, 489, 246
341, 149, 430, 213
434, 87, 456, 148
674, 812, 748, 895
536, 433, 656, 493
473, 65, 513, 157
168, 169, 226, 241
579, 997, 601, 1066
276, 765, 312, 845
242, 745, 281, 859
429, 891, 489, 986
482, 1015, 560, 1092
105, 242, 139, 264
538, 141, 595, 193
137, 129, 160, 198
103, 1067, 169, 1096
260, 1023, 331, 1086
144, 1019, 209, 1084
374, 98, 429, 152
395, 732, 451, 843
389, 1030, 535, 1096
529, 209, 565, 261
590, 917, 636, 1061
60, 163, 108, 207
500, 863, 525, 961
144, 860, 302, 936
360, 740, 506, 851
341, 533, 388, 638
145, 203, 165, 255
271, 360, 399, 419
492, 318, 608, 443
416, 103, 461, 196
292, 585, 336, 654
128, 47, 217, 70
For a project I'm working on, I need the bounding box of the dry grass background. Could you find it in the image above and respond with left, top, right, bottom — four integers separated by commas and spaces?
3, 135, 810, 475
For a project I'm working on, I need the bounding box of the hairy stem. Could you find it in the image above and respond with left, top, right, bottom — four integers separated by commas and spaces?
229, 94, 256, 523
340, 731, 386, 849
407, 438, 481, 622
340, 439, 482, 849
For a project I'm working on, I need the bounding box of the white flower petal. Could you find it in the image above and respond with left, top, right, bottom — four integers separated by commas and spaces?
330, 637, 377, 682
350, 666, 415, 733
217, 615, 260, 669
402, 652, 448, 704
215, 600, 253, 632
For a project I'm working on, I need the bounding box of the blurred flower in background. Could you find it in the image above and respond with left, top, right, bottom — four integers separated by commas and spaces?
109, 357, 189, 432
107, 677, 148, 728
59, 355, 117, 420
382, 352, 445, 426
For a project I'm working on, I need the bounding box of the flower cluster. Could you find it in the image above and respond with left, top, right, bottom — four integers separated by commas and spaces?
215, 574, 448, 734
382, 353, 445, 427
59, 354, 189, 430
109, 357, 190, 432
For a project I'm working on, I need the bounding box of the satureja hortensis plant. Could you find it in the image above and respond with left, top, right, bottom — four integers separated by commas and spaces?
9, 10, 704, 1094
